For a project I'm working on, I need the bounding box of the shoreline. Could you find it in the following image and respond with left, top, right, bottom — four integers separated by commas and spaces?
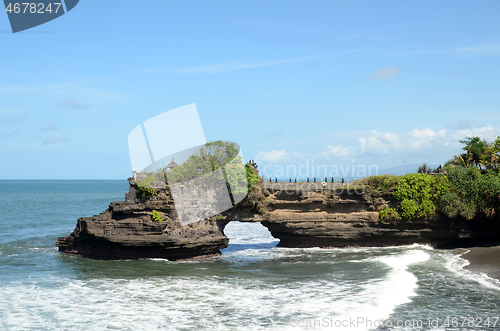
460, 246, 500, 282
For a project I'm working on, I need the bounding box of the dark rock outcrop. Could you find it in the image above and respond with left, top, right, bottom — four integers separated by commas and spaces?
258, 183, 500, 248
56, 177, 230, 260
57, 179, 500, 260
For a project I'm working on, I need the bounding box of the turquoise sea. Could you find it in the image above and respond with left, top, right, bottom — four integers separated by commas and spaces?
1, 180, 499, 331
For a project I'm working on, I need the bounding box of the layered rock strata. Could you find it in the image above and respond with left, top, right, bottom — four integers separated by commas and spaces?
56, 179, 500, 260
56, 177, 230, 260
259, 182, 500, 248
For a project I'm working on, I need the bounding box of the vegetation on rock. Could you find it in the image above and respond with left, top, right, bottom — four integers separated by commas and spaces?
159, 141, 250, 200
379, 207, 400, 222
439, 167, 500, 220
137, 174, 161, 197
165, 141, 238, 183
135, 141, 264, 213
369, 173, 449, 221
361, 174, 399, 197
151, 209, 163, 222
393, 173, 449, 220
445, 136, 500, 171
372, 135, 500, 222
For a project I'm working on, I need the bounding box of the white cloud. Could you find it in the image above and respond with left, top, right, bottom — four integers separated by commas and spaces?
363, 67, 401, 82
255, 149, 289, 163
356, 126, 500, 157
409, 128, 435, 138
451, 125, 500, 142
359, 130, 401, 154
43, 133, 69, 145
256, 125, 500, 168
40, 122, 57, 131
408, 128, 446, 149
57, 98, 89, 110
323, 144, 353, 157
179, 57, 317, 74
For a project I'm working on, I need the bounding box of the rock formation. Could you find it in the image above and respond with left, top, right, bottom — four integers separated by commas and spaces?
259, 183, 500, 248
56, 178, 500, 260
56, 176, 230, 260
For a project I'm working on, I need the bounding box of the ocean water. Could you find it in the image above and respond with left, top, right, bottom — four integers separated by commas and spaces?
0, 180, 499, 331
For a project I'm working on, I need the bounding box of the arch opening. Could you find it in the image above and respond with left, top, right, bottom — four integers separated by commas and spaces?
221, 222, 278, 254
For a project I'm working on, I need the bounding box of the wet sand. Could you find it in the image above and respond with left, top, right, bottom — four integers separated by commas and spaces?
461, 246, 500, 281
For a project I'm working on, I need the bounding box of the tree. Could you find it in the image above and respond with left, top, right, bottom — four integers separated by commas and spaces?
165, 141, 240, 184
481, 136, 500, 172
493, 136, 500, 155
440, 166, 500, 219
163, 141, 250, 204
417, 163, 430, 174
459, 136, 488, 169
493, 136, 500, 172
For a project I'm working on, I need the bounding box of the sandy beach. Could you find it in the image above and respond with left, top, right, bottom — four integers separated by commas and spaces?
461, 246, 500, 281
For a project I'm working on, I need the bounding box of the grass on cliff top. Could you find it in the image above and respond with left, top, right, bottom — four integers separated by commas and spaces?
361, 174, 399, 196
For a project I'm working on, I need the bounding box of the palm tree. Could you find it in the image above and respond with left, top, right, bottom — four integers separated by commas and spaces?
451, 149, 474, 168
459, 136, 487, 169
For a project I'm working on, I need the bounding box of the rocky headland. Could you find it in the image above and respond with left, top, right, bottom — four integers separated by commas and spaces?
56, 177, 500, 260
56, 175, 231, 260
260, 182, 500, 248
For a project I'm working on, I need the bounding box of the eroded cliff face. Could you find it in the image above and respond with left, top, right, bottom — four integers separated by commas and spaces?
56, 177, 230, 260
56, 179, 500, 260
257, 183, 499, 248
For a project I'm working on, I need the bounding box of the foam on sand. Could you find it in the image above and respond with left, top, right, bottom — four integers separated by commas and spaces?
444, 249, 500, 291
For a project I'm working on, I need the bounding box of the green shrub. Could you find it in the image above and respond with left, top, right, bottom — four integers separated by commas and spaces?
362, 174, 399, 193
379, 207, 401, 222
151, 209, 163, 222
440, 167, 500, 219
399, 199, 418, 219
439, 191, 476, 220
245, 163, 260, 191
137, 174, 159, 197
162, 141, 253, 202
166, 141, 240, 184
222, 157, 248, 197
373, 173, 449, 221
394, 173, 449, 220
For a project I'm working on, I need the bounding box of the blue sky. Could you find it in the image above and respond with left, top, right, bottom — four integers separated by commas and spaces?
1, 0, 499, 179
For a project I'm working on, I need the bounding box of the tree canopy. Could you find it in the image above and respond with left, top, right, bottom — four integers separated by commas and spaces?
446, 136, 499, 171
165, 141, 241, 184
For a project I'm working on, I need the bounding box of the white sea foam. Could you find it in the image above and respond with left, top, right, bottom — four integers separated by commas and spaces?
0, 219, 479, 331
224, 222, 279, 245
443, 249, 500, 291
0, 274, 350, 331
306, 249, 431, 331
0, 235, 430, 331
